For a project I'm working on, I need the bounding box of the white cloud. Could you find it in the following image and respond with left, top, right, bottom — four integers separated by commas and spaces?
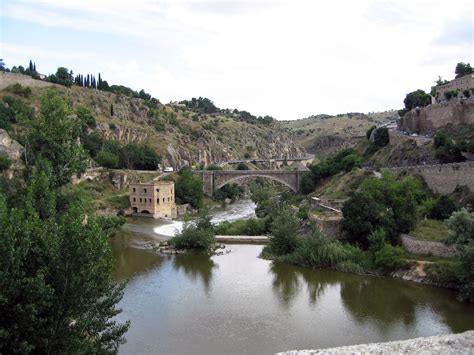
2, 0, 472, 119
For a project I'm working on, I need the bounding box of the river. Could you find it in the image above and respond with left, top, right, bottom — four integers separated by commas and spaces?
111, 199, 474, 354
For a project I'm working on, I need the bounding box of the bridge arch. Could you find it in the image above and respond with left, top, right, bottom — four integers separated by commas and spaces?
214, 174, 297, 192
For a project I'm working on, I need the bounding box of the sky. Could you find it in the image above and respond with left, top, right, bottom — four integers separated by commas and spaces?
0, 0, 472, 120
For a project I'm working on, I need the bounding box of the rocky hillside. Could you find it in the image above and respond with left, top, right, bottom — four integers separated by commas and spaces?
0, 72, 304, 168
281, 111, 398, 157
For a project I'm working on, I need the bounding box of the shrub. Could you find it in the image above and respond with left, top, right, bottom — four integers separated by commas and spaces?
430, 195, 457, 220
237, 162, 249, 170
170, 213, 215, 250
425, 260, 461, 286
366, 125, 376, 140
96, 151, 119, 169
7, 83, 32, 98
373, 244, 407, 272
0, 155, 11, 171
373, 127, 389, 147
214, 218, 267, 236
264, 209, 300, 256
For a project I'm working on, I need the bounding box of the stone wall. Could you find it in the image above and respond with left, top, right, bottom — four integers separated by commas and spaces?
398, 98, 474, 135
400, 234, 457, 257
390, 162, 474, 194
309, 213, 342, 239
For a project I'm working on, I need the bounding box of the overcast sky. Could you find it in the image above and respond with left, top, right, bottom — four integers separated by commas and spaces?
0, 0, 472, 120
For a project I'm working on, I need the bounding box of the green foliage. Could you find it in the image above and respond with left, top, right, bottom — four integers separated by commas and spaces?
403, 89, 431, 110
373, 244, 407, 272
366, 125, 376, 139
214, 217, 267, 236
446, 209, 474, 246
96, 151, 119, 169
430, 195, 457, 220
373, 127, 389, 147
444, 90, 458, 100
299, 171, 315, 194
425, 260, 461, 286
308, 149, 363, 186
433, 132, 467, 163
342, 173, 427, 247
27, 90, 88, 186
94, 215, 126, 237
119, 143, 161, 170
0, 170, 129, 353
214, 183, 244, 202
2, 95, 35, 122
237, 162, 249, 170
206, 163, 222, 170
170, 212, 215, 250
264, 209, 300, 256
7, 83, 32, 98
48, 67, 73, 87
0, 154, 11, 171
75, 105, 96, 130
455, 62, 473, 78
180, 97, 218, 114
83, 131, 104, 157
175, 168, 204, 208
445, 209, 474, 302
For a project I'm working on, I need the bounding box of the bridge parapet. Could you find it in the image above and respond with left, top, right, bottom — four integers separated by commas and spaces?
193, 169, 305, 196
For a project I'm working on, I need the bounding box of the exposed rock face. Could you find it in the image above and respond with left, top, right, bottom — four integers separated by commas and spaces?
0, 129, 25, 178
398, 98, 474, 134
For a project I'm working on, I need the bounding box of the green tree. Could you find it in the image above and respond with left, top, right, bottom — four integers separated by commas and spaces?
373, 127, 389, 147
0, 170, 129, 353
403, 89, 431, 111
0, 154, 11, 171
175, 168, 204, 208
170, 211, 215, 250
455, 62, 473, 78
265, 209, 300, 256
446, 209, 474, 302
430, 195, 457, 220
299, 171, 315, 194
27, 90, 88, 186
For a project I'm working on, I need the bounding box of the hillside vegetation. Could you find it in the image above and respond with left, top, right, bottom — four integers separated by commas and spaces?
282, 111, 398, 157
0, 72, 304, 169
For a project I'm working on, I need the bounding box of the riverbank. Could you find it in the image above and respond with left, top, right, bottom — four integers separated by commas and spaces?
279, 330, 474, 354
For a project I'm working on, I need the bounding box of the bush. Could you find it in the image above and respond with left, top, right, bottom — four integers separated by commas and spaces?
170, 213, 215, 250
175, 168, 204, 208
425, 260, 461, 286
264, 209, 300, 256
373, 127, 389, 147
430, 195, 457, 220
0, 155, 11, 171
237, 162, 249, 170
96, 151, 119, 169
373, 244, 407, 272
7, 83, 32, 98
366, 125, 376, 140
214, 218, 267, 236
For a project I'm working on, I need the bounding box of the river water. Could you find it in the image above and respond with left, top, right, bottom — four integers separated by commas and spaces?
111, 200, 474, 354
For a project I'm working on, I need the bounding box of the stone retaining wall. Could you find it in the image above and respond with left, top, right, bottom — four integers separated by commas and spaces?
400, 234, 457, 257
389, 161, 474, 194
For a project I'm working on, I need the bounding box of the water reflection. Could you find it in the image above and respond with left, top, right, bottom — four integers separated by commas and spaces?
172, 254, 217, 293
270, 263, 301, 308
340, 276, 416, 332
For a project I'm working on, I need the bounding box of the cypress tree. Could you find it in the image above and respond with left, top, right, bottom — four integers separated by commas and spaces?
33, 62, 36, 72
29, 60, 33, 72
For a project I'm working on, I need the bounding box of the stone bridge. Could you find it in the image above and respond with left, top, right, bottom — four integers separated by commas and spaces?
193, 170, 305, 196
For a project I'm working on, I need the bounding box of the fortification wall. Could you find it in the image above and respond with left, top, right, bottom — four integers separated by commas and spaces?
390, 162, 474, 194
398, 98, 474, 134
0, 72, 58, 90
400, 234, 457, 258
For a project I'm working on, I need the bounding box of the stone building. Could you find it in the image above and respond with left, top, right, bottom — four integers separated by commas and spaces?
129, 180, 177, 219
433, 74, 474, 103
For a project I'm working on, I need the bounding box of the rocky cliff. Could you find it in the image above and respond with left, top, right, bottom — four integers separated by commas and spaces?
398, 98, 474, 134
0, 73, 304, 168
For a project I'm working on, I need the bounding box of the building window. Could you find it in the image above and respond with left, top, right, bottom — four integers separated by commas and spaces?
168, 197, 170, 202
163, 198, 165, 203
149, 198, 152, 203
133, 188, 136, 192
139, 198, 142, 202
133, 198, 136, 202
144, 188, 147, 193
156, 188, 160, 192
157, 198, 159, 204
